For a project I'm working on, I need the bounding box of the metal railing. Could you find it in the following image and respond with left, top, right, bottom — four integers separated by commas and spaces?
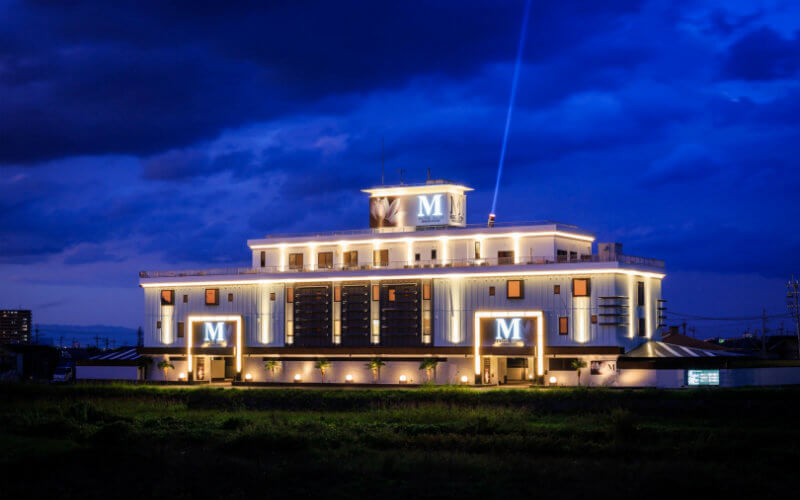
139, 253, 664, 279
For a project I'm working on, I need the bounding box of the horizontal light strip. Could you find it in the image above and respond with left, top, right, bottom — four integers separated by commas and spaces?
141, 268, 665, 288
361, 185, 473, 196
249, 230, 594, 249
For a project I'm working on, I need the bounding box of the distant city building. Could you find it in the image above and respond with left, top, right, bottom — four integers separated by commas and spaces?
0, 310, 32, 344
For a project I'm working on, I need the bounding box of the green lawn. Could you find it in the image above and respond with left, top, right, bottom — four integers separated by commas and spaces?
1, 383, 798, 499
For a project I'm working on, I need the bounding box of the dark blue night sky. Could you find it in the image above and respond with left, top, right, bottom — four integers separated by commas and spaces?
1, 1, 798, 337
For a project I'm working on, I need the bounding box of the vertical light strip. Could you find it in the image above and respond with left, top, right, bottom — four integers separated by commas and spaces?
473, 311, 545, 378
161, 306, 173, 345
513, 233, 520, 264
628, 274, 635, 338
279, 244, 287, 272
260, 288, 270, 344
406, 239, 413, 266
308, 244, 316, 271
575, 297, 589, 343
645, 278, 653, 338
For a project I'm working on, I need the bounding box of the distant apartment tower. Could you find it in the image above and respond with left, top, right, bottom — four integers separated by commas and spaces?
0, 310, 32, 344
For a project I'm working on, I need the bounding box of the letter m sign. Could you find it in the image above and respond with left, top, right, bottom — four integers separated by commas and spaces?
495, 318, 522, 341
203, 322, 226, 344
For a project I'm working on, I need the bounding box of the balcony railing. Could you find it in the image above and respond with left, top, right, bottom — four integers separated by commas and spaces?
139, 253, 664, 279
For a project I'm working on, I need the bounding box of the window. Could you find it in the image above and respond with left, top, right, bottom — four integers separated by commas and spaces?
557, 249, 568, 263
637, 281, 645, 306
474, 241, 481, 259
157, 321, 162, 329
549, 357, 578, 370
559, 317, 569, 335
554, 285, 560, 295
569, 251, 578, 262
177, 322, 185, 338
270, 292, 276, 301
638, 317, 646, 337
415, 253, 421, 262
591, 315, 598, 324
160, 290, 174, 305
260, 251, 266, 267
388, 287, 396, 302
205, 289, 219, 306
183, 294, 188, 303
287, 287, 294, 303
372, 284, 380, 301
431, 249, 437, 260
489, 286, 496, 296
228, 293, 233, 302
289, 252, 304, 270
334, 286, 341, 302
498, 250, 514, 265
318, 251, 334, 269
423, 283, 431, 300
343, 250, 358, 268
507, 280, 523, 299
573, 278, 590, 297
373, 249, 389, 267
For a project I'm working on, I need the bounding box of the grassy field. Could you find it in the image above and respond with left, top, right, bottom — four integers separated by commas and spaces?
1, 384, 798, 499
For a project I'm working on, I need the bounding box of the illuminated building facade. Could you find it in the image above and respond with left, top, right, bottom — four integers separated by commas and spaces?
138, 181, 667, 385
0, 310, 32, 344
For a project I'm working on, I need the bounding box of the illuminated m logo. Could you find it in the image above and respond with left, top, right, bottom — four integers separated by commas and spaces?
203, 322, 226, 344
418, 194, 443, 218
495, 318, 522, 341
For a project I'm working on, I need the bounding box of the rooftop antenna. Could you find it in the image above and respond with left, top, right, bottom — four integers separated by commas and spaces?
397, 168, 405, 185
489, 0, 532, 228
381, 137, 385, 185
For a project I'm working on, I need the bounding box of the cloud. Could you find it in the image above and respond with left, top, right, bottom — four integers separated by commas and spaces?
641, 144, 721, 187
721, 27, 800, 81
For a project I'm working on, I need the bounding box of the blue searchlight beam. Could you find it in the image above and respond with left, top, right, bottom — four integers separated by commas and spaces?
490, 0, 532, 219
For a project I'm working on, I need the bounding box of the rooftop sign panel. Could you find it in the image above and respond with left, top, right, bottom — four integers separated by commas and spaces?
362, 182, 471, 230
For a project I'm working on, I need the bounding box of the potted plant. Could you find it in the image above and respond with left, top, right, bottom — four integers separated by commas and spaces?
365, 357, 386, 383
419, 358, 440, 383
570, 359, 588, 386
264, 360, 280, 381
157, 360, 175, 382
314, 358, 331, 383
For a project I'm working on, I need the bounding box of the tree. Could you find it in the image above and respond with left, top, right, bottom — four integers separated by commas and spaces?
419, 358, 440, 383
314, 358, 331, 383
264, 360, 280, 380
570, 359, 588, 386
364, 357, 386, 383
157, 360, 174, 381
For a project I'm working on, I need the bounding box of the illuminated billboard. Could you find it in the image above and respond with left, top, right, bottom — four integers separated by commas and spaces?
192, 320, 236, 347
686, 369, 720, 386
369, 192, 466, 228
478, 316, 536, 347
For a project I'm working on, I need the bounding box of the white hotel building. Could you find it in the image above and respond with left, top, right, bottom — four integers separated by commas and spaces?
136, 181, 671, 386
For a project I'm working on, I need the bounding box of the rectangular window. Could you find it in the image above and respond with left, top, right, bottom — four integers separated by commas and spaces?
474, 241, 481, 259
287, 287, 294, 303
372, 284, 380, 301
160, 290, 174, 305
343, 250, 358, 267
498, 250, 514, 265
205, 289, 219, 306
423, 283, 431, 300
554, 285, 560, 295
373, 249, 389, 267
177, 322, 185, 338
270, 292, 276, 301
156, 321, 162, 329
559, 317, 569, 335
591, 315, 598, 324
489, 286, 496, 296
183, 294, 188, 303
557, 249, 568, 263
228, 293, 233, 302
431, 249, 437, 260
334, 286, 341, 302
569, 251, 578, 262
289, 253, 304, 270
573, 278, 590, 297
260, 251, 266, 267
638, 317, 646, 337
637, 281, 645, 306
507, 280, 523, 299
415, 253, 421, 262
388, 287, 396, 302
318, 251, 334, 269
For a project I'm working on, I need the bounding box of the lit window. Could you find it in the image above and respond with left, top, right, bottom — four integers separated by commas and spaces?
423, 283, 431, 300
228, 293, 233, 302
287, 287, 294, 303
160, 290, 174, 305
205, 289, 219, 306
507, 280, 523, 299
372, 284, 380, 301
559, 317, 569, 335
373, 249, 389, 267
573, 279, 590, 297
489, 286, 496, 296
343, 251, 358, 267
554, 285, 560, 295
334, 286, 341, 302
591, 315, 597, 324
388, 287, 396, 302
289, 253, 304, 270
474, 241, 481, 259
270, 292, 276, 301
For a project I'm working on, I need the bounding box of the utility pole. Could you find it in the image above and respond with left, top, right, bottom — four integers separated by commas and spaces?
761, 308, 768, 358
788, 276, 800, 360
94, 335, 100, 349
